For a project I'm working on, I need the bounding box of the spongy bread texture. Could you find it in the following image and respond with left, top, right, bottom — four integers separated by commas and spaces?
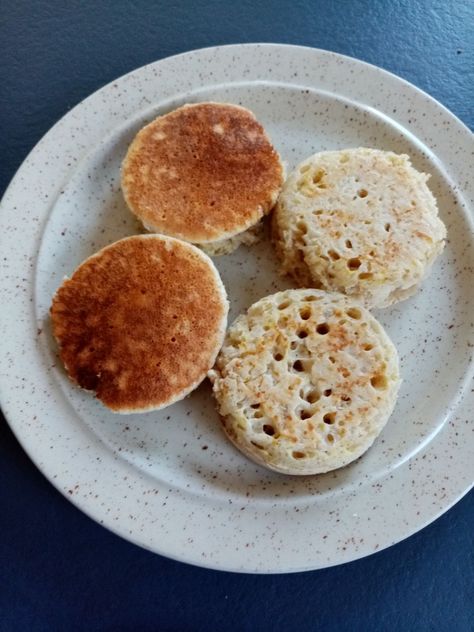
122, 102, 284, 255
209, 289, 400, 475
199, 221, 263, 257
272, 148, 446, 308
51, 235, 228, 413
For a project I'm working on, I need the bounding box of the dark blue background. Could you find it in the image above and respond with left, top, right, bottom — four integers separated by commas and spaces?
1, 2, 473, 630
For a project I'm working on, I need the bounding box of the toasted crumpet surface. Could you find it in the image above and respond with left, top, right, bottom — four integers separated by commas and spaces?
51, 235, 228, 412
122, 102, 284, 247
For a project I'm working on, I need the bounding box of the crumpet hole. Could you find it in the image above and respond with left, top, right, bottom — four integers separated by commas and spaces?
348, 258, 361, 270
323, 412, 336, 425
371, 374, 388, 390
306, 389, 320, 404
263, 424, 275, 436
323, 389, 332, 396
358, 189, 368, 198
316, 323, 329, 335
292, 451, 306, 459
299, 306, 311, 320
312, 169, 325, 184
346, 307, 362, 320
296, 221, 308, 234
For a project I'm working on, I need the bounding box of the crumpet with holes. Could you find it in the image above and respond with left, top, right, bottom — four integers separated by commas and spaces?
209, 289, 400, 474
122, 102, 284, 256
51, 235, 228, 413
272, 148, 446, 308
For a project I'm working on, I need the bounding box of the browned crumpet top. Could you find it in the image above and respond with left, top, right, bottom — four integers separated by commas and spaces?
121, 103, 284, 243
50, 235, 228, 412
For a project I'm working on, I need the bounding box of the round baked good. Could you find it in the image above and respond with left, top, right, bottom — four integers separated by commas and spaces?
122, 102, 284, 255
272, 148, 446, 308
51, 235, 228, 413
209, 289, 400, 475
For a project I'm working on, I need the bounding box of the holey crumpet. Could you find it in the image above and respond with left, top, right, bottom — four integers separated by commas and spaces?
210, 289, 400, 474
273, 148, 446, 308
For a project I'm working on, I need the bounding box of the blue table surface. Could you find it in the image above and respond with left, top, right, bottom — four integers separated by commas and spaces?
1, 1, 473, 630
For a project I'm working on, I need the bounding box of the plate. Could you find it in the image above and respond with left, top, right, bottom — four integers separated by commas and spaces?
1, 44, 473, 573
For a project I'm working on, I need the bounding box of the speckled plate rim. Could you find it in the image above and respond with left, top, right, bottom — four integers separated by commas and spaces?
0, 44, 473, 573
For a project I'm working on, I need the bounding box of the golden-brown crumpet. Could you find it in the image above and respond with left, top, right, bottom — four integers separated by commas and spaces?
122, 102, 284, 255
51, 235, 228, 413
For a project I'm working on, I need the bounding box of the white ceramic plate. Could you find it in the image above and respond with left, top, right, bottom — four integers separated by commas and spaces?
1, 44, 473, 573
